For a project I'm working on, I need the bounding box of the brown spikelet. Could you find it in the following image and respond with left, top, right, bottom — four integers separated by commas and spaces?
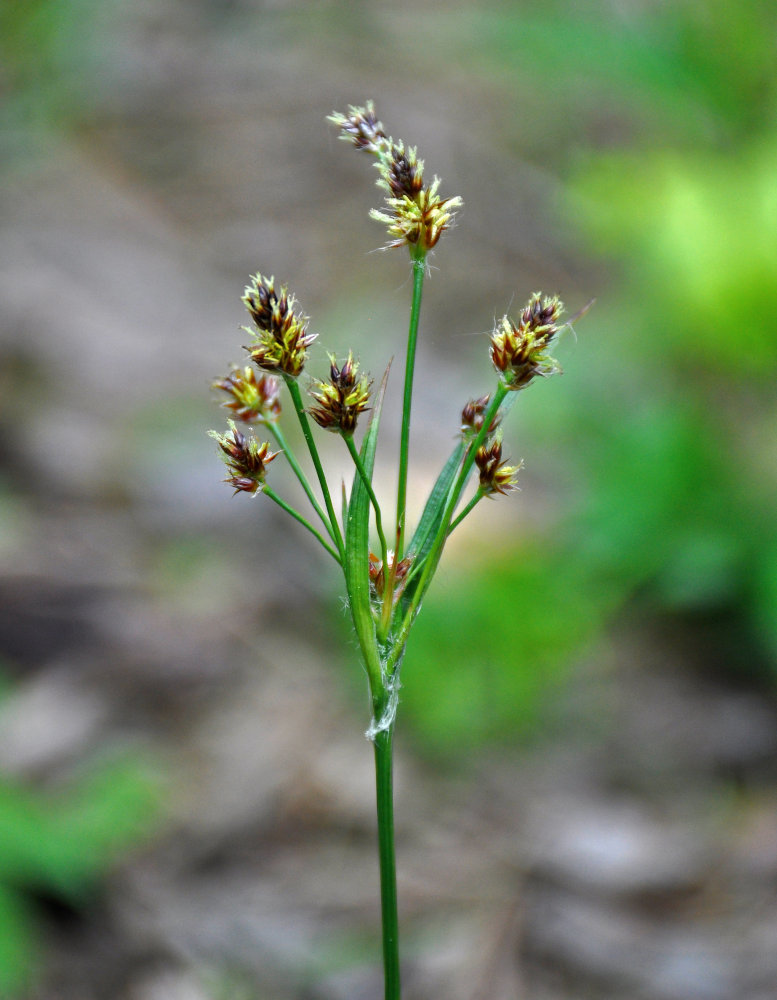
209, 421, 279, 495
461, 394, 501, 437
308, 352, 372, 435
213, 366, 281, 423
489, 293, 564, 390
475, 438, 522, 496
242, 274, 316, 377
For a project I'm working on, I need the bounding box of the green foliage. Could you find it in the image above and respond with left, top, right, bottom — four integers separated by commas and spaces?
400, 541, 614, 755
753, 541, 777, 663
571, 146, 777, 376
570, 397, 739, 591
0, 755, 161, 995
0, 0, 133, 141
406, 443, 466, 571
550, 0, 777, 683
0, 885, 36, 997
344, 367, 389, 696
574, 393, 777, 683
452, 0, 777, 143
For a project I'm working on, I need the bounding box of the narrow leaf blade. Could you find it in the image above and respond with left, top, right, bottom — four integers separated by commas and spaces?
344, 363, 390, 689
406, 440, 466, 564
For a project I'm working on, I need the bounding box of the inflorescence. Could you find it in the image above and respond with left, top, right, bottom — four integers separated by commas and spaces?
210, 102, 572, 609
328, 101, 463, 252
308, 353, 372, 436
243, 274, 316, 377
209, 421, 278, 496
489, 292, 564, 389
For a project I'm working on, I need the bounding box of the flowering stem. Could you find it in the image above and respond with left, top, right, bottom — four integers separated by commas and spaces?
445, 387, 508, 524
447, 489, 485, 535
344, 434, 389, 574
395, 251, 426, 564
270, 422, 338, 544
373, 719, 400, 1000
262, 486, 342, 563
386, 386, 508, 673
283, 375, 345, 560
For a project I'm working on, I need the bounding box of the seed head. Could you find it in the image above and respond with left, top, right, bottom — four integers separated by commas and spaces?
380, 141, 424, 199
213, 366, 281, 424
461, 394, 501, 437
209, 420, 279, 495
370, 175, 462, 252
328, 101, 389, 154
475, 437, 522, 497
242, 274, 316, 377
308, 352, 372, 435
329, 104, 462, 253
489, 293, 564, 390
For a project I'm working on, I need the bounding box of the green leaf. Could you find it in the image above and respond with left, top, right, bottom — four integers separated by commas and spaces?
407, 442, 466, 563
400, 545, 613, 757
344, 364, 390, 692
402, 442, 465, 611
0, 883, 37, 995
401, 391, 514, 620
0, 756, 160, 900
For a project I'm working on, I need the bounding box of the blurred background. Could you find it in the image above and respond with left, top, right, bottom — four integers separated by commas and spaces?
1, 1, 777, 998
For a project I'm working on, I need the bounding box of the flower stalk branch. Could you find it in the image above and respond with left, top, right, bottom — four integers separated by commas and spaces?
447, 491, 484, 535
283, 374, 345, 561
262, 485, 342, 563
269, 421, 338, 543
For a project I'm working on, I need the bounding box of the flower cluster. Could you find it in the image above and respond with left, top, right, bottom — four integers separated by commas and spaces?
209, 421, 278, 495
490, 293, 564, 390
209, 106, 570, 558
329, 103, 462, 252
308, 352, 372, 435
328, 100, 388, 154
475, 436, 522, 497
213, 366, 281, 424
212, 273, 373, 507
461, 394, 501, 437
243, 274, 316, 377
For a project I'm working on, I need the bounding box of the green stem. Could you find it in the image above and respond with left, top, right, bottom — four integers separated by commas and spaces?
344, 434, 389, 575
387, 385, 509, 672
447, 489, 484, 535
270, 421, 337, 544
395, 252, 426, 564
262, 486, 341, 563
374, 721, 400, 1000
283, 375, 345, 560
